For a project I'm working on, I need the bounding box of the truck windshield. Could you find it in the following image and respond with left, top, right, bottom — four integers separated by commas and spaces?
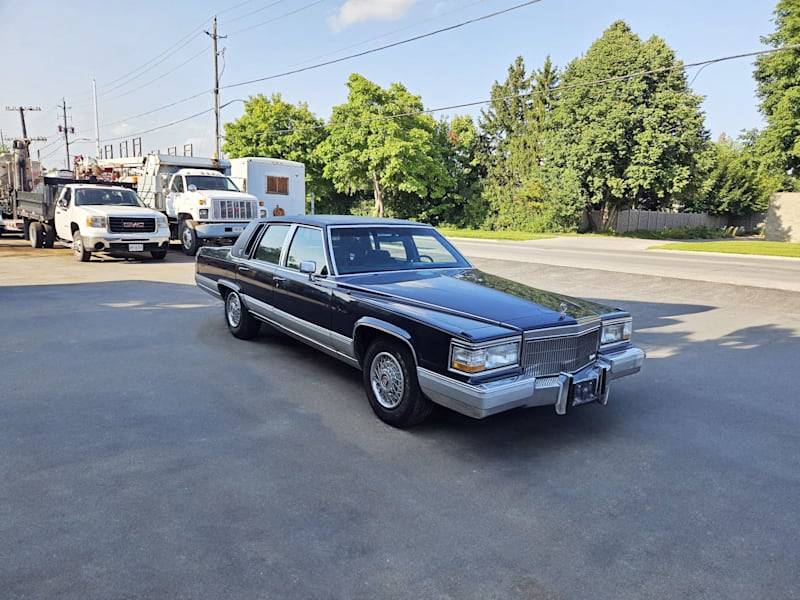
331, 227, 470, 275
75, 188, 142, 207
186, 176, 240, 192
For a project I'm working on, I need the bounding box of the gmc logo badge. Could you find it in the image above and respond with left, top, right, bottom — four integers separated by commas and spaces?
123, 222, 145, 228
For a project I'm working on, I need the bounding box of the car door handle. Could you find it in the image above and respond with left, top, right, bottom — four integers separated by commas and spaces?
273, 276, 286, 284
237, 265, 252, 273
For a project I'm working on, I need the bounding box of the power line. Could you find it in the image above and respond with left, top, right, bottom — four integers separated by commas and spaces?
100, 89, 210, 128
230, 44, 800, 140
225, 0, 291, 24
99, 108, 213, 143
228, 0, 328, 35
221, 0, 546, 90
102, 48, 207, 103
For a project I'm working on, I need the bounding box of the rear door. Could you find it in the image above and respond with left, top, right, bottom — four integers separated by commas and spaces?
237, 223, 293, 313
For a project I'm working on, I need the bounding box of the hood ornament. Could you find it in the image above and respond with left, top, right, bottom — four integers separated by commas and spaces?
559, 302, 568, 320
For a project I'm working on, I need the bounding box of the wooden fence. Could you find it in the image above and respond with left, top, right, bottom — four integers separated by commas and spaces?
586, 210, 765, 233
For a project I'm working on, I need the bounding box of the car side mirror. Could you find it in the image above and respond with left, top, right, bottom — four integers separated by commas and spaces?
187, 184, 197, 192
299, 260, 316, 279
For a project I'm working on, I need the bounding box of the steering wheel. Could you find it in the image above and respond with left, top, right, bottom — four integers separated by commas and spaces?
418, 255, 434, 263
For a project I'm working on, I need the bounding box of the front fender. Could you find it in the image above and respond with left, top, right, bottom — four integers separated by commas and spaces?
352, 317, 417, 365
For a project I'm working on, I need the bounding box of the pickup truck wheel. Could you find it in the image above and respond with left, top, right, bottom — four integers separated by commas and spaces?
72, 231, 91, 262
150, 249, 167, 260
42, 224, 56, 248
29, 221, 44, 248
179, 221, 199, 256
363, 339, 432, 428
225, 291, 260, 339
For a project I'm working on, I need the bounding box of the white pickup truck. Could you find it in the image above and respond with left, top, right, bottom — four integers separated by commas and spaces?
165, 168, 261, 256
52, 183, 170, 262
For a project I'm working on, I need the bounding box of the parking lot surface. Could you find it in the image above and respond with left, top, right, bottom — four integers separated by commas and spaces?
1, 238, 799, 599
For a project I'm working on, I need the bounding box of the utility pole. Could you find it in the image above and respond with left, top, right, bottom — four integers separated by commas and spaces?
5, 105, 41, 140
205, 17, 226, 163
59, 99, 75, 170
92, 78, 101, 158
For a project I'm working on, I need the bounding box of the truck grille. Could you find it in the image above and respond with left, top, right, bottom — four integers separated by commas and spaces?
522, 327, 600, 377
108, 217, 156, 233
213, 199, 255, 220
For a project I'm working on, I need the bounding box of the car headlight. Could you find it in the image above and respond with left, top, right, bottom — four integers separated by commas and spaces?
198, 209, 209, 219
259, 209, 267, 218
601, 318, 632, 346
156, 215, 168, 227
86, 216, 106, 228
450, 339, 520, 374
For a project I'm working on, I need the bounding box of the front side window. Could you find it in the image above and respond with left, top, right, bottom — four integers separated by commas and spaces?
61, 188, 72, 206
171, 176, 184, 193
254, 224, 291, 264
185, 175, 240, 192
75, 188, 143, 207
285, 227, 328, 275
331, 227, 469, 275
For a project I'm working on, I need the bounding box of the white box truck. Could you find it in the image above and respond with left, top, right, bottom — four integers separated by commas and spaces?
229, 158, 305, 218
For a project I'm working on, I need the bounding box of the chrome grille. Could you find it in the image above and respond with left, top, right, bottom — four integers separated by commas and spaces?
213, 199, 255, 220
108, 217, 156, 233
522, 327, 600, 377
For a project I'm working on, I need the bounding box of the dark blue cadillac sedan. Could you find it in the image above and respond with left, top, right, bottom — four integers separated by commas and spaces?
196, 216, 645, 427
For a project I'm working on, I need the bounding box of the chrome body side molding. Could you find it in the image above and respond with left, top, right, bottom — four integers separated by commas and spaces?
195, 273, 223, 299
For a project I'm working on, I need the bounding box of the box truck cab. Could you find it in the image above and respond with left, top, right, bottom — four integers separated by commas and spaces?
165, 168, 261, 255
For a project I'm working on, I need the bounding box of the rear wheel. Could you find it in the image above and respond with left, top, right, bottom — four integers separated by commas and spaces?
224, 290, 260, 339
150, 249, 167, 260
362, 339, 432, 428
179, 220, 199, 256
42, 224, 56, 248
29, 221, 44, 248
72, 231, 91, 262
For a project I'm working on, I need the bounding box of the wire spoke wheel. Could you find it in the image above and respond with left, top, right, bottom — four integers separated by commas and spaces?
226, 293, 242, 328
370, 352, 405, 409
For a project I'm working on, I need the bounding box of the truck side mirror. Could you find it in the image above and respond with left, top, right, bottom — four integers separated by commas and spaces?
187, 184, 197, 192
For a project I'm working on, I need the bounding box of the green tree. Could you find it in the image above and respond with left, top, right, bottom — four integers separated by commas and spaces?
545, 21, 708, 229
686, 134, 771, 216
754, 0, 800, 187
316, 74, 450, 217
222, 93, 329, 199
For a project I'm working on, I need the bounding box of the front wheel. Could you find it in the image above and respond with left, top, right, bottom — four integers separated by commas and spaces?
179, 221, 199, 256
72, 231, 91, 262
362, 339, 432, 428
224, 291, 260, 339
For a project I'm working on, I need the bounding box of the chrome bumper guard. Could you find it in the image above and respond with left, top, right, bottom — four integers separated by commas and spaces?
417, 346, 645, 419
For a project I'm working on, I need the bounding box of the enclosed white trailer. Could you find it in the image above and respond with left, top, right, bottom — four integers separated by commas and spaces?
229, 158, 305, 217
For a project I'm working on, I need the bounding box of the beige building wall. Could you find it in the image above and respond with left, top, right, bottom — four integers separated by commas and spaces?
764, 193, 800, 242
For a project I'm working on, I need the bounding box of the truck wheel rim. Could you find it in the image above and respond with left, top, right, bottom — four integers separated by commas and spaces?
370, 352, 404, 409
226, 293, 242, 328
182, 227, 193, 248
74, 237, 82, 254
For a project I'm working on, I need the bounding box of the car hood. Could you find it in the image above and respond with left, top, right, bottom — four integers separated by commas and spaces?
81, 205, 161, 217
194, 191, 257, 202
338, 268, 622, 332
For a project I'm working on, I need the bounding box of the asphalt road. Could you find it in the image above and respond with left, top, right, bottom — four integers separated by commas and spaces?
451, 236, 800, 292
1, 238, 799, 599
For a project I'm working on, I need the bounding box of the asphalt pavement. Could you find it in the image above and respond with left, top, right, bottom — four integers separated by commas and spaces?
1, 237, 799, 599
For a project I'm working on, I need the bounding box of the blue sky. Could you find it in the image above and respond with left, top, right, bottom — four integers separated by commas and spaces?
0, 0, 777, 168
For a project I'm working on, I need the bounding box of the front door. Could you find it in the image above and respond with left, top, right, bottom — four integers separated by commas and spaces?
54, 188, 72, 241
271, 225, 333, 344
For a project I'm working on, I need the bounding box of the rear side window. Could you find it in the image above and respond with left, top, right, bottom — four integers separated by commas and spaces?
285, 226, 328, 275
255, 224, 291, 264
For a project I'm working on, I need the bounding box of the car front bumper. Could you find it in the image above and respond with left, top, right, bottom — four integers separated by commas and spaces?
193, 221, 249, 240
82, 234, 170, 252
417, 346, 646, 419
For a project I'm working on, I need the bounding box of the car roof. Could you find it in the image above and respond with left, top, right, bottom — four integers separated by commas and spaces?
257, 215, 433, 228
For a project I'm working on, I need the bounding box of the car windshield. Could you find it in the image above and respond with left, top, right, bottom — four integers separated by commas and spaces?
74, 188, 142, 207
331, 226, 470, 275
186, 176, 240, 192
